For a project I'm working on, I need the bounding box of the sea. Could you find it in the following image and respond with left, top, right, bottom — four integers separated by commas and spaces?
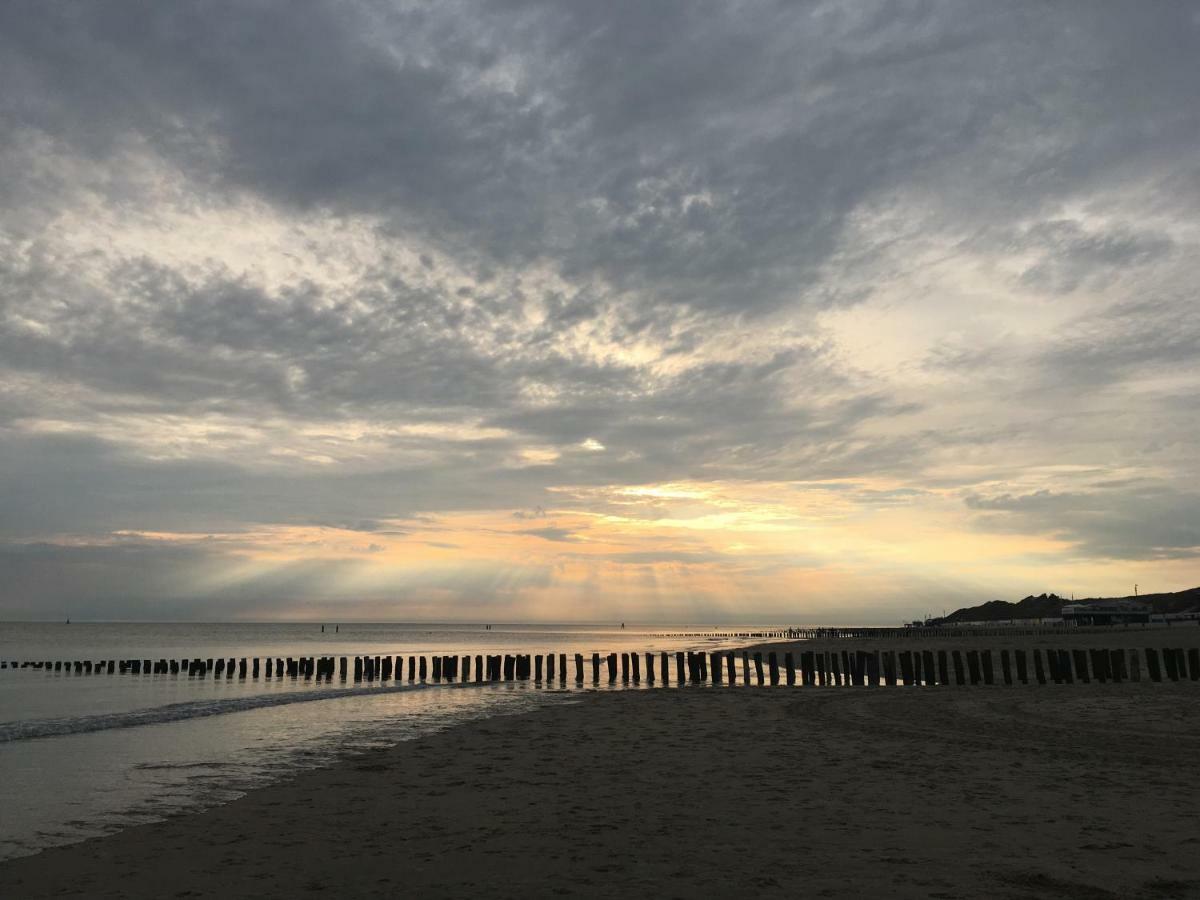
0, 621, 764, 860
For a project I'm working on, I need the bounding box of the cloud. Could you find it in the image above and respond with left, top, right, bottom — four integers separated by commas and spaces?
514, 526, 584, 543
1, 3, 1198, 616
966, 486, 1200, 560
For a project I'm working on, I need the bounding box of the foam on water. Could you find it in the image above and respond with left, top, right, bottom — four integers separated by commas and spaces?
0, 680, 438, 742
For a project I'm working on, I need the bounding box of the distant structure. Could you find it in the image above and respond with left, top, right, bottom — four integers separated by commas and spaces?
1061, 599, 1150, 626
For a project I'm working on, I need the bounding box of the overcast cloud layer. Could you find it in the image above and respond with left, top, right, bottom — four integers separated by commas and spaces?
1, 2, 1197, 622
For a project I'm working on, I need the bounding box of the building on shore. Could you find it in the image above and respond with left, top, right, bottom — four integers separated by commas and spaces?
1061, 600, 1151, 626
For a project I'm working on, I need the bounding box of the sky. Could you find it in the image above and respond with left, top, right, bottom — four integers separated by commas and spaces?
1, 2, 1197, 624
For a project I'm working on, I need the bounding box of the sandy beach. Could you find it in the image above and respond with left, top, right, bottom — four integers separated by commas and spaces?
2, 683, 1198, 899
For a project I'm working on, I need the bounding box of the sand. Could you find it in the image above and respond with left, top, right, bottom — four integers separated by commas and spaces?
2, 683, 1199, 899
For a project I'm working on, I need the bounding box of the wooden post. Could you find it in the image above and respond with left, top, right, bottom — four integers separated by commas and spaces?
1188, 648, 1199, 682
1000, 650, 1012, 685
592, 652, 601, 684
1109, 649, 1125, 683
661, 651, 670, 686
952, 650, 966, 685
727, 652, 736, 685
911, 650, 922, 686
575, 653, 584, 683
698, 652, 708, 683
981, 650, 994, 685
476, 654, 483, 683
646, 652, 655, 683
784, 652, 795, 686
620, 652, 629, 684
1058, 650, 1074, 684
937, 650, 950, 686
1022, 648, 1041, 681
1162, 648, 1179, 682
830, 652, 842, 686
607, 653, 618, 683
545, 653, 554, 682
899, 651, 914, 686
432, 656, 442, 681
677, 652, 686, 684
632, 652, 641, 683
754, 652, 765, 686
535, 654, 544, 683
817, 651, 827, 686
1072, 649, 1090, 684
742, 651, 750, 684
1145, 648, 1162, 682
1129, 649, 1141, 682
353, 657, 363, 681
966, 651, 981, 685
1045, 648, 1060, 683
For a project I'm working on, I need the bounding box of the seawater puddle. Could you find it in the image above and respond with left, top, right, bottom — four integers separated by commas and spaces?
0, 681, 569, 861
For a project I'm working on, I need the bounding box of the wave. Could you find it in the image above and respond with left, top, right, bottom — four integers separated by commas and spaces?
0, 682, 444, 743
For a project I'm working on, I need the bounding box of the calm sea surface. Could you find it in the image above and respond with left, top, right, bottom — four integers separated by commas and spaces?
0, 622, 765, 860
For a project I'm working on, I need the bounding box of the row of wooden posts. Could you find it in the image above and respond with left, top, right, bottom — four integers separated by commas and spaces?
4, 646, 1199, 685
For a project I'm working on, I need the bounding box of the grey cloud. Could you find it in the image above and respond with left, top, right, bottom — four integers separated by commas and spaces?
6, 3, 1197, 315
1009, 220, 1175, 294
966, 486, 1200, 560
514, 526, 582, 543
1037, 296, 1200, 389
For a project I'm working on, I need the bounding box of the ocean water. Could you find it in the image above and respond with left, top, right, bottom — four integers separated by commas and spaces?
0, 622, 761, 860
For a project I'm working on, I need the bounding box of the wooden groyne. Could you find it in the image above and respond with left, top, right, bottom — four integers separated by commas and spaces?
2, 646, 1198, 686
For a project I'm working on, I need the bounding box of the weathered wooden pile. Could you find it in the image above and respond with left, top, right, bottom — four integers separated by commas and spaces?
3, 646, 1198, 685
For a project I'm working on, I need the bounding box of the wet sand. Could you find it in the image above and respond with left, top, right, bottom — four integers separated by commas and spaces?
2, 684, 1199, 899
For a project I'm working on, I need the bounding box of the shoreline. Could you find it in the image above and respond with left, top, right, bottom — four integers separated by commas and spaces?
3, 684, 1199, 898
